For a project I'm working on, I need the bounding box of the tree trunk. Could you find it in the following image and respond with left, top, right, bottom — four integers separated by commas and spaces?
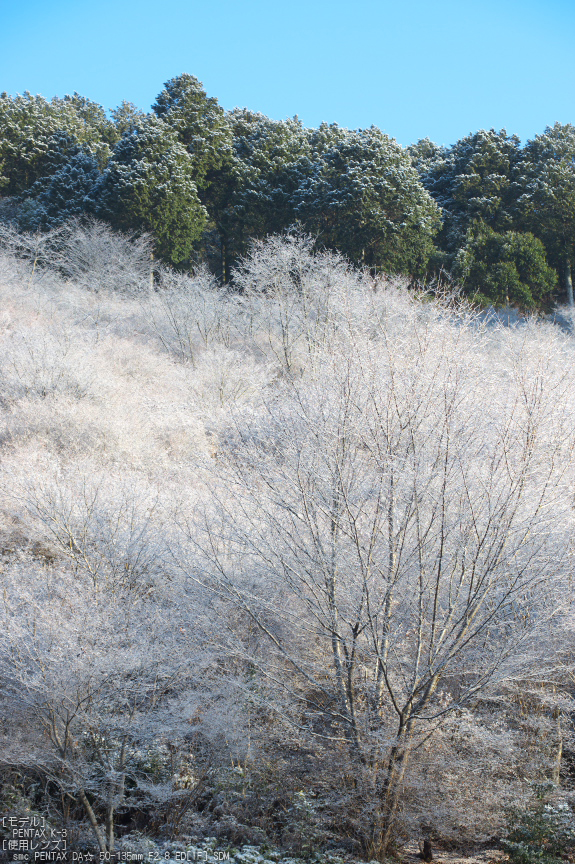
106, 739, 128, 853
221, 238, 228, 284
28, 254, 38, 290
368, 684, 439, 860
379, 740, 413, 855
367, 720, 415, 860
78, 788, 107, 853
106, 801, 115, 856
565, 258, 573, 308
552, 709, 563, 786
421, 839, 433, 861
149, 251, 155, 291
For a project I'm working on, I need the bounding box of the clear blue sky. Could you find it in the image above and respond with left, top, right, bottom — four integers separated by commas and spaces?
1, 0, 573, 147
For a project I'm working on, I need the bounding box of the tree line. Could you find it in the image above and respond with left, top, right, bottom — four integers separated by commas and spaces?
1, 74, 574, 308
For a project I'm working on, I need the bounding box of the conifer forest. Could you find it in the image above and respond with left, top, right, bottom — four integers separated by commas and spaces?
2, 75, 575, 864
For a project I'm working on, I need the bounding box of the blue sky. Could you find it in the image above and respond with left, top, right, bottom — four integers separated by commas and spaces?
1, 0, 573, 147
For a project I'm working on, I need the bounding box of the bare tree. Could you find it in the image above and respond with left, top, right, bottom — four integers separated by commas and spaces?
49, 219, 154, 294
145, 266, 236, 365
0, 543, 207, 853
232, 233, 366, 375
186, 305, 575, 858
17, 471, 168, 591
0, 218, 154, 294
0, 221, 65, 288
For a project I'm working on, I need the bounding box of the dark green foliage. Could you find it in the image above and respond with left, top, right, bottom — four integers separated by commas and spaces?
292, 124, 440, 275
152, 74, 233, 188
151, 75, 235, 274
503, 787, 575, 864
93, 117, 207, 267
516, 123, 575, 300
455, 222, 557, 307
110, 100, 148, 136
228, 109, 309, 235
204, 110, 439, 279
517, 123, 575, 249
0, 91, 114, 196
407, 136, 444, 170
206, 110, 310, 277
59, 92, 119, 148
3, 76, 575, 304
410, 127, 575, 304
17, 145, 101, 231
413, 128, 522, 259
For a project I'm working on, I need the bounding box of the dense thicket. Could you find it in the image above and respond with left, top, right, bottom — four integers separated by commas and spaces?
2, 76, 573, 307
1, 226, 575, 862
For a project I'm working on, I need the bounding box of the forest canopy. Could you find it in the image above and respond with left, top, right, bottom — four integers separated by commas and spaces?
0, 74, 574, 308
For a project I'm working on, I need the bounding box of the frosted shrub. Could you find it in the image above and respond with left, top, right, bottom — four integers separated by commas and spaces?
395, 701, 561, 844
0, 550, 205, 854
232, 233, 367, 372
0, 324, 95, 403
52, 218, 154, 293
0, 218, 154, 293
146, 266, 238, 365
0, 220, 65, 279
17, 469, 169, 590
0, 250, 29, 289
187, 346, 273, 415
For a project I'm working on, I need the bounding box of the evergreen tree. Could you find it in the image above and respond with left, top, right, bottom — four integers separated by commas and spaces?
207, 109, 310, 277
55, 92, 118, 148
93, 117, 207, 267
17, 148, 101, 231
412, 129, 522, 260
293, 124, 440, 275
110, 100, 148, 136
516, 123, 575, 306
0, 91, 114, 196
227, 109, 310, 236
454, 221, 557, 308
152, 74, 232, 189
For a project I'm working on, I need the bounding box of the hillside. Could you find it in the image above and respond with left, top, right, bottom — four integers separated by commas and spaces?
1, 224, 575, 862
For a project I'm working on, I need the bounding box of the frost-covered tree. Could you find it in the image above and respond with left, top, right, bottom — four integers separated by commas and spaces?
413, 129, 522, 260
93, 117, 207, 267
110, 100, 148, 136
152, 74, 232, 189
0, 91, 114, 196
227, 110, 309, 233
516, 123, 575, 306
207, 110, 310, 278
17, 147, 101, 231
0, 460, 214, 854
231, 232, 364, 374
51, 218, 155, 292
208, 116, 440, 280
293, 124, 441, 275
0, 552, 201, 853
0, 218, 154, 293
188, 279, 575, 858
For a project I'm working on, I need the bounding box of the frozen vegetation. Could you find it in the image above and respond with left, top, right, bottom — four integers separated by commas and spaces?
1, 223, 575, 862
